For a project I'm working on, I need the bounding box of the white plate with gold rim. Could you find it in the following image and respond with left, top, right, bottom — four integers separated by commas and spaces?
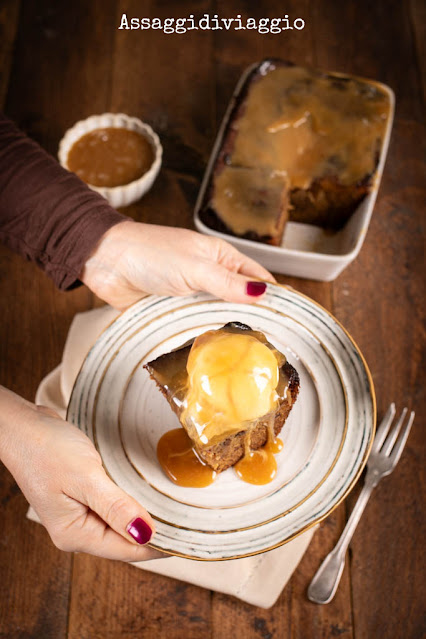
67, 285, 375, 560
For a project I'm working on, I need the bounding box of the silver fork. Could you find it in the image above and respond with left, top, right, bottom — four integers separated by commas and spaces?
308, 403, 415, 604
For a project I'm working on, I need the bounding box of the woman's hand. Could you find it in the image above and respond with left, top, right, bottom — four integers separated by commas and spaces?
0, 386, 162, 561
81, 221, 275, 310
1, 225, 276, 559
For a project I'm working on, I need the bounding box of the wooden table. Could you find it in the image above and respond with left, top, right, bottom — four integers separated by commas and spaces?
0, 1, 424, 637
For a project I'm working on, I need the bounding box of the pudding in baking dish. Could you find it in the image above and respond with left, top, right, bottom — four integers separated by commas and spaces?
200, 61, 391, 244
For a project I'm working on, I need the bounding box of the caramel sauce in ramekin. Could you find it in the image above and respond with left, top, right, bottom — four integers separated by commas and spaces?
67, 127, 154, 187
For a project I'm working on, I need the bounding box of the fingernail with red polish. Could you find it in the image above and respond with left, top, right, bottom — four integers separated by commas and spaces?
126, 518, 153, 545
246, 281, 267, 297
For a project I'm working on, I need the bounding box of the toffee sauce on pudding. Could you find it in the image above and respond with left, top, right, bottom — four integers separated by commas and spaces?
157, 428, 217, 488
67, 127, 154, 187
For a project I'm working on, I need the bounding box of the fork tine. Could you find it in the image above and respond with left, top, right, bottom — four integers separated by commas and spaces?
381, 407, 408, 455
372, 403, 396, 451
390, 411, 415, 465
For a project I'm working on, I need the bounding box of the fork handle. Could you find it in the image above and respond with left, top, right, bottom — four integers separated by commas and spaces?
308, 475, 376, 604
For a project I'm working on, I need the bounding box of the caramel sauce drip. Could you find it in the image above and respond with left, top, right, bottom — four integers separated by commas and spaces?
157, 428, 216, 488
234, 413, 282, 485
157, 427, 283, 488
67, 127, 154, 187
234, 437, 283, 485
213, 64, 390, 236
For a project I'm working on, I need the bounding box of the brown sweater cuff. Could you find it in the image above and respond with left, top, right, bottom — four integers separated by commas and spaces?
0, 112, 127, 290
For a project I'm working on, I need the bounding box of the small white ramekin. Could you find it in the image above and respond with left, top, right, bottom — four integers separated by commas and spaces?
58, 113, 162, 208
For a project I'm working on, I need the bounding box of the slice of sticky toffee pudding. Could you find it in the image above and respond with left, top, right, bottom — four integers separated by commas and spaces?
144, 322, 299, 474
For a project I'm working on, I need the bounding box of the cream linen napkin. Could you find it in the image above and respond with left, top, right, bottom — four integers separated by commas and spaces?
27, 306, 316, 608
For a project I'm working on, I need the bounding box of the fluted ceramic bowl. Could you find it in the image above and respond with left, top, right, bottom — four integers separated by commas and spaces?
58, 113, 162, 208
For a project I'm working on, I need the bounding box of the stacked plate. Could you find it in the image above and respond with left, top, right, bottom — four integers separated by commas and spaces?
67, 285, 375, 560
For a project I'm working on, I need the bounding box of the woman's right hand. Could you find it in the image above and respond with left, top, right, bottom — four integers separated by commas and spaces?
0, 386, 163, 561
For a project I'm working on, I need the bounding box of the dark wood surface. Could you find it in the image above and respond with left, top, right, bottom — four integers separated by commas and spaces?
0, 1, 424, 637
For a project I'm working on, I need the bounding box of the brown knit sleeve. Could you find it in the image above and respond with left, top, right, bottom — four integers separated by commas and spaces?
0, 112, 127, 290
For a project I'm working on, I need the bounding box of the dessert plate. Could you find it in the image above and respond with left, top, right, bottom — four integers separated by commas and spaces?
67, 285, 375, 560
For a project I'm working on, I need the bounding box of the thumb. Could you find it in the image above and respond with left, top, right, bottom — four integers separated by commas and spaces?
195, 262, 268, 303
83, 467, 155, 546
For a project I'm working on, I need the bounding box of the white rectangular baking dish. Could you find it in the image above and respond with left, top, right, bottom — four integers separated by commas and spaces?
194, 61, 394, 281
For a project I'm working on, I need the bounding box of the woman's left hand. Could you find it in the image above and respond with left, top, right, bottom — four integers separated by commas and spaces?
81, 221, 275, 309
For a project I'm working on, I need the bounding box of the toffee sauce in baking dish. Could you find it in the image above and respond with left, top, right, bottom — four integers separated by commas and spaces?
154, 325, 291, 487
67, 127, 154, 187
